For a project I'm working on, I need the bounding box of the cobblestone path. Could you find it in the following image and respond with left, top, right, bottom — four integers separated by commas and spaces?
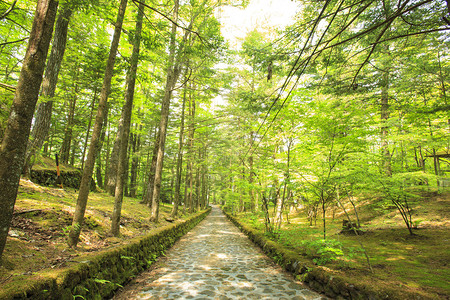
113, 206, 326, 300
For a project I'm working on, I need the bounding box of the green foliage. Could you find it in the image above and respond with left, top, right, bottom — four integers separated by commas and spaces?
93, 278, 123, 288
300, 239, 344, 266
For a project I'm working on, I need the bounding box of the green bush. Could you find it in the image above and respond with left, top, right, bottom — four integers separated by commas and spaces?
300, 239, 344, 265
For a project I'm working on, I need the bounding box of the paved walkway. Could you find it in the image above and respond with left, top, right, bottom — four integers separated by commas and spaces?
113, 206, 325, 300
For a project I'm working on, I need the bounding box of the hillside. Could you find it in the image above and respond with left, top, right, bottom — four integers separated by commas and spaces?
0, 179, 191, 288
231, 189, 450, 299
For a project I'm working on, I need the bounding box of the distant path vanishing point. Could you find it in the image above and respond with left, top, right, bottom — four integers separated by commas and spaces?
113, 205, 326, 300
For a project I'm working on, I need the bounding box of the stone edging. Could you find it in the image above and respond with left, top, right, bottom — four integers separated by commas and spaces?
222, 209, 429, 300
0, 208, 211, 300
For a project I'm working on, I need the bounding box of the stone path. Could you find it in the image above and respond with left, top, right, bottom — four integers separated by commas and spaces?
113, 206, 326, 300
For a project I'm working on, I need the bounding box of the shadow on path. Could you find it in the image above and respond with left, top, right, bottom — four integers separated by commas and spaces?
113, 205, 326, 300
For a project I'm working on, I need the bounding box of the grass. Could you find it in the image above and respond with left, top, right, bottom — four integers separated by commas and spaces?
233, 190, 450, 299
0, 179, 194, 287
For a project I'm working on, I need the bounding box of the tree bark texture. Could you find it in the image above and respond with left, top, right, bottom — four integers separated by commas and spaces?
103, 119, 111, 188
149, 0, 181, 222
143, 135, 158, 206
186, 88, 196, 214
195, 151, 201, 211
380, 69, 392, 176
68, 0, 127, 247
111, 1, 144, 236
201, 146, 207, 209
107, 106, 125, 195
129, 124, 141, 198
171, 82, 186, 217
60, 70, 78, 164
81, 90, 97, 170
23, 5, 72, 175
0, 0, 58, 262
183, 159, 189, 214
95, 102, 109, 188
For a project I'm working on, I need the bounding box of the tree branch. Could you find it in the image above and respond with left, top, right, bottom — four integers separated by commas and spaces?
372, 27, 450, 45
132, 0, 204, 42
0, 37, 28, 47
0, 0, 17, 20
0, 82, 16, 92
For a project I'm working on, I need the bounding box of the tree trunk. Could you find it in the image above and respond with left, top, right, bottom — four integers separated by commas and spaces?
103, 119, 111, 188
322, 190, 326, 239
95, 103, 109, 189
111, 1, 144, 236
239, 164, 245, 212
143, 135, 158, 206
69, 139, 76, 166
124, 131, 132, 196
171, 80, 187, 217
106, 117, 122, 195
249, 132, 255, 212
186, 85, 196, 214
23, 5, 72, 175
60, 80, 78, 164
276, 139, 291, 230
188, 159, 194, 213
0, 0, 58, 262
81, 90, 97, 170
195, 150, 201, 211
129, 123, 141, 198
274, 187, 283, 230
149, 0, 181, 222
183, 158, 190, 214
68, 0, 127, 247
201, 146, 207, 209
380, 69, 391, 176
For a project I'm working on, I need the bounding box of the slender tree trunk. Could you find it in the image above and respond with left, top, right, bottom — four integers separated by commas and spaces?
322, 191, 326, 239
274, 186, 283, 230
129, 123, 141, 198
149, 11, 182, 220
183, 159, 189, 214
0, 0, 58, 262
60, 81, 78, 164
111, 1, 144, 236
106, 117, 122, 195
95, 103, 108, 189
195, 149, 201, 211
380, 69, 391, 176
188, 159, 194, 213
143, 135, 158, 206
81, 90, 97, 170
201, 146, 207, 209
239, 164, 244, 212
186, 86, 195, 214
103, 119, 111, 188
68, 0, 127, 247
23, 5, 72, 175
171, 80, 187, 217
249, 132, 255, 211
69, 140, 76, 166
124, 131, 132, 196
276, 140, 291, 230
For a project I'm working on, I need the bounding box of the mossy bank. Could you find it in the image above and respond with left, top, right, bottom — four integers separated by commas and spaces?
0, 208, 211, 300
222, 209, 436, 300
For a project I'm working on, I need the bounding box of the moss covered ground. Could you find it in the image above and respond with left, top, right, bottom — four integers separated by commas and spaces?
232, 190, 450, 299
0, 179, 194, 289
